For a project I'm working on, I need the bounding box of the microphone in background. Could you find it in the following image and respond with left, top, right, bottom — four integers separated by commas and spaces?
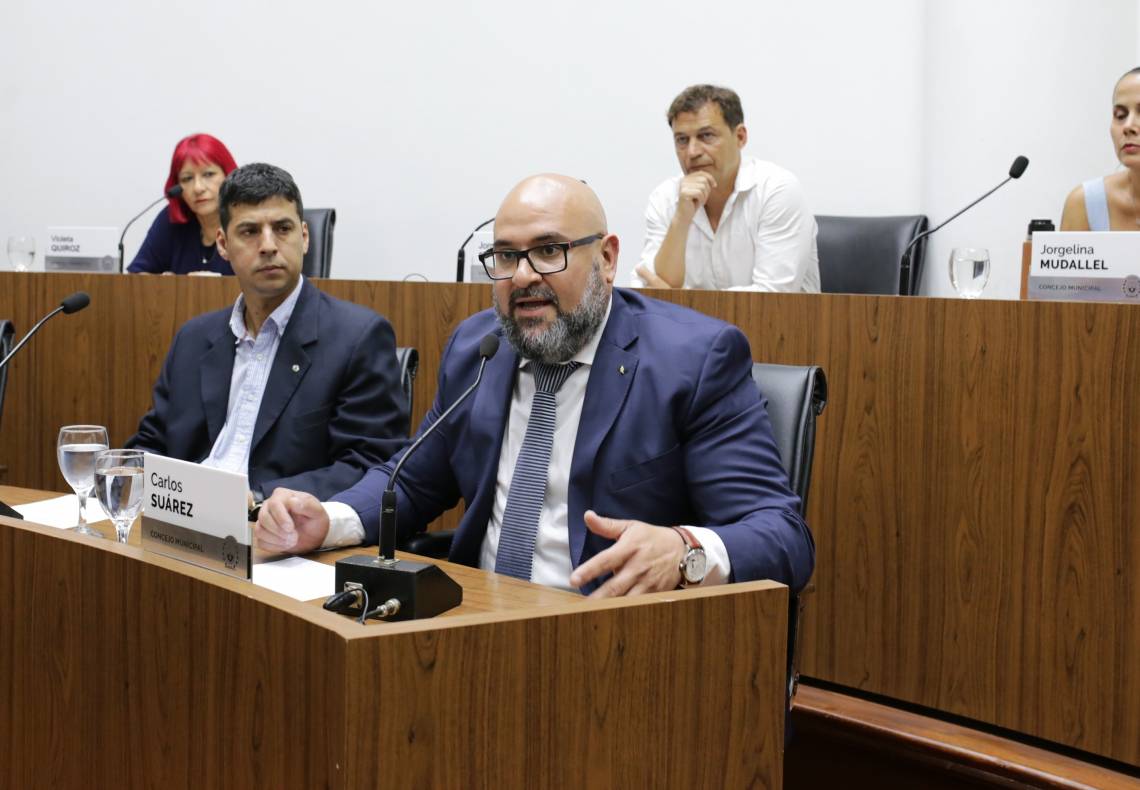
899, 155, 1029, 295
0, 292, 90, 373
456, 217, 495, 282
118, 185, 183, 274
330, 333, 501, 621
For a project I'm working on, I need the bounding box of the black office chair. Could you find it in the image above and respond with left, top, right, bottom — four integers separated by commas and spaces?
394, 346, 419, 436
751, 363, 828, 709
816, 214, 928, 295
302, 208, 336, 278
0, 320, 14, 428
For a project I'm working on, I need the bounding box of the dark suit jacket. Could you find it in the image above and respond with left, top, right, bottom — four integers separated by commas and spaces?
333, 288, 814, 593
128, 279, 409, 501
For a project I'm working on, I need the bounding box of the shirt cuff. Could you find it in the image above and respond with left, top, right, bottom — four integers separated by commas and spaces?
687, 526, 731, 586
320, 501, 365, 550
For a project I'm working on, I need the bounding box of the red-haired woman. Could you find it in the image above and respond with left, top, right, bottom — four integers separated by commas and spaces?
127, 134, 238, 274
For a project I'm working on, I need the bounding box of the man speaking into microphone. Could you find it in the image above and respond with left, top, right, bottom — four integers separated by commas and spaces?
258, 174, 814, 597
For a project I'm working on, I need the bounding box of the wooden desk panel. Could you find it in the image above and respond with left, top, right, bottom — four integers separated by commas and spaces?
1, 272, 1137, 766
0, 509, 787, 788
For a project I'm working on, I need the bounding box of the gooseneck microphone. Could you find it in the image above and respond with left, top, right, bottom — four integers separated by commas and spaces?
456, 217, 495, 282
380, 333, 500, 559
0, 292, 91, 373
899, 155, 1029, 295
329, 334, 501, 621
118, 184, 183, 273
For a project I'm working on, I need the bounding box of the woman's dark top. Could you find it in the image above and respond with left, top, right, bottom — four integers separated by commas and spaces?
127, 211, 233, 275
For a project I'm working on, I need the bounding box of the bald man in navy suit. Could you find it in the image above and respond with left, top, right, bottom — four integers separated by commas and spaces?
256, 174, 813, 597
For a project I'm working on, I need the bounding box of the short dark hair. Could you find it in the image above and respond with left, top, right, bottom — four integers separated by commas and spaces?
666, 84, 744, 129
218, 162, 304, 230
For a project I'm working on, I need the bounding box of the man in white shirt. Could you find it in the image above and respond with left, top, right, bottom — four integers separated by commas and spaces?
634, 84, 821, 293
255, 174, 813, 598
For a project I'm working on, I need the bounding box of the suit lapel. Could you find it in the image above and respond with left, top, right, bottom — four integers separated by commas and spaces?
568, 293, 639, 568
200, 320, 237, 447
251, 282, 317, 451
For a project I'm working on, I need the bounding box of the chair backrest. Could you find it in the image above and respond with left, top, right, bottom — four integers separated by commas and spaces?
816, 214, 928, 296
0, 320, 14, 427
751, 363, 828, 513
395, 346, 419, 436
750, 362, 828, 714
302, 208, 336, 278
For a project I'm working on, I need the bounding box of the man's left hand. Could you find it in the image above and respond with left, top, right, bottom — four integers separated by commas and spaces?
568, 510, 685, 597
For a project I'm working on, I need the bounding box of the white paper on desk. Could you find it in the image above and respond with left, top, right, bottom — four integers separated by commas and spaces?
252, 556, 335, 601
14, 495, 110, 528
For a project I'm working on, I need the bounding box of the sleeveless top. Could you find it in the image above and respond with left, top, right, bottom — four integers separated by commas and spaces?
1082, 178, 1110, 231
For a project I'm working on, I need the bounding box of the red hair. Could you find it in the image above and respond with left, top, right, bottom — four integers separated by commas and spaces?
164, 134, 238, 224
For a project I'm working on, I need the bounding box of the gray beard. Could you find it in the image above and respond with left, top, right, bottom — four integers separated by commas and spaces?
494, 261, 609, 364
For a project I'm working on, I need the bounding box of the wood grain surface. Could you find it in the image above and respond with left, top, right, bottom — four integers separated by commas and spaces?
787, 684, 1140, 789
1, 273, 1137, 766
0, 512, 787, 788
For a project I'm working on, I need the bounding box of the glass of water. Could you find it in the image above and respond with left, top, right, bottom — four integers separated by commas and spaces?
949, 247, 990, 299
57, 425, 109, 537
7, 235, 35, 272
94, 449, 145, 543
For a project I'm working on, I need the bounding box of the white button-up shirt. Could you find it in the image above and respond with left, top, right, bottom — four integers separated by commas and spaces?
635, 156, 820, 293
201, 276, 304, 478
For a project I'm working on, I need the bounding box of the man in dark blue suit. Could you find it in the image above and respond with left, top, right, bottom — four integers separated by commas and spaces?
257, 174, 812, 596
128, 164, 408, 503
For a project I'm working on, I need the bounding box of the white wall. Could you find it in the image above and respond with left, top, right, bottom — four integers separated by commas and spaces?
0, 0, 1134, 298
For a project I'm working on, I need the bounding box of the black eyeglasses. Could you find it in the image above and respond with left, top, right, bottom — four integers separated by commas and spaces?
477, 233, 604, 280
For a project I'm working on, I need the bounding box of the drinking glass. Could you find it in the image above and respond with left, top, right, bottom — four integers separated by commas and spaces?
94, 449, 145, 543
57, 425, 109, 537
949, 247, 990, 299
7, 235, 35, 272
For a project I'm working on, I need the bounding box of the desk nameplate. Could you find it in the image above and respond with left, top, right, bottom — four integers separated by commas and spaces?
140, 454, 251, 580
1028, 231, 1140, 302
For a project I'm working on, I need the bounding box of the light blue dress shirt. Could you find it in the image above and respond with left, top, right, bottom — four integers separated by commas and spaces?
201, 276, 305, 478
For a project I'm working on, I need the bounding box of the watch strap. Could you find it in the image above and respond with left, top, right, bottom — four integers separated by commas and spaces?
672, 525, 703, 551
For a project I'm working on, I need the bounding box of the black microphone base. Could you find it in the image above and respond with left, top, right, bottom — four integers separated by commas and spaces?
333, 555, 462, 621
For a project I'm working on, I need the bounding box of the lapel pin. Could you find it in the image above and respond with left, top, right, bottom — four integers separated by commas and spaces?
292, 364, 300, 373
619, 365, 626, 375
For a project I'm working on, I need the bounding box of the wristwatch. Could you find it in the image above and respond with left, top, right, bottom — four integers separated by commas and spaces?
672, 526, 708, 587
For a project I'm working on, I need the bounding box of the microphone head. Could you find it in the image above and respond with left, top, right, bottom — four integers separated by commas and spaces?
478, 334, 500, 360
60, 292, 90, 315
166, 184, 184, 198
1009, 156, 1029, 179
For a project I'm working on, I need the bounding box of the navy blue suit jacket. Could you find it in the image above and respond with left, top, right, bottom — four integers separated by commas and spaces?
333, 288, 814, 593
128, 279, 409, 501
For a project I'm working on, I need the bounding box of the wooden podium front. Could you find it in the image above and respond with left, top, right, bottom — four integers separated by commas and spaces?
0, 489, 789, 788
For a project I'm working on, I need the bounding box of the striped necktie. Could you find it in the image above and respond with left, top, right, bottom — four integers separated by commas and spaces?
494, 361, 583, 581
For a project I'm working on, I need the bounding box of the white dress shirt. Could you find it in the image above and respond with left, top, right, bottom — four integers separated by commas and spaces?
201, 276, 304, 481
323, 296, 731, 592
635, 156, 820, 293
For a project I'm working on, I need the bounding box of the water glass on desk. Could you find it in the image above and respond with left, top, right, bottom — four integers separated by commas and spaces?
949, 247, 990, 299
7, 235, 35, 272
94, 449, 145, 543
57, 424, 109, 537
